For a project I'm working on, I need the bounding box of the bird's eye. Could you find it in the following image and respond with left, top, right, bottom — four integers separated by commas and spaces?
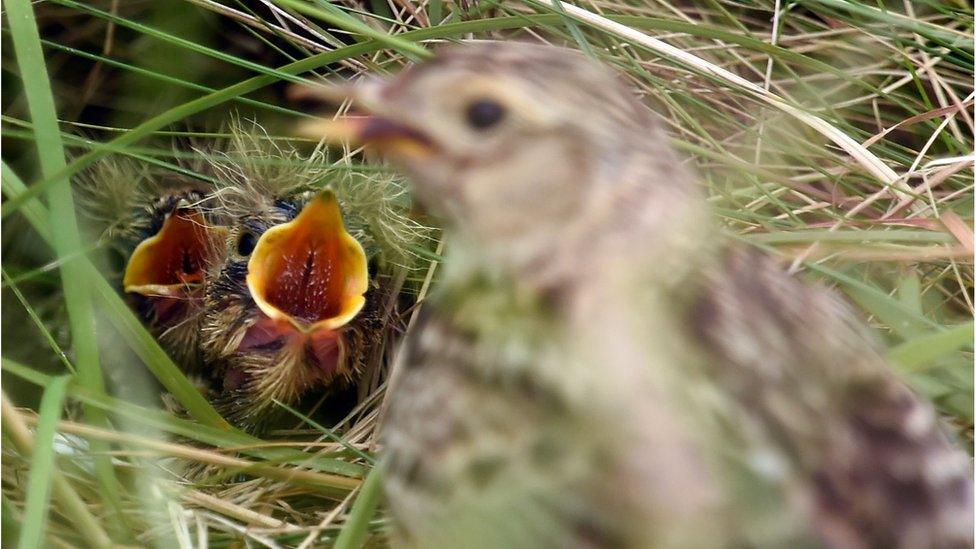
236, 231, 257, 256
464, 99, 506, 130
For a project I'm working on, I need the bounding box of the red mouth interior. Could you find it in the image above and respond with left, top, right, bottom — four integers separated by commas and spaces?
260, 227, 349, 325
129, 211, 216, 288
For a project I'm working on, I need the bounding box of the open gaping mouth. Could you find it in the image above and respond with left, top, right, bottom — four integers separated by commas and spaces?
124, 209, 227, 297
245, 190, 368, 334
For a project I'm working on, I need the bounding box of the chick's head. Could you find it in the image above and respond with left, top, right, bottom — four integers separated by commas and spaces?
76, 158, 228, 368
201, 189, 371, 428
123, 190, 229, 367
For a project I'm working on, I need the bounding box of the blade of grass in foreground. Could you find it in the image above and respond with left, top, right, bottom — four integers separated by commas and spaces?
333, 461, 386, 549
18, 375, 71, 549
3, 359, 364, 479
89, 268, 235, 429
1, 396, 112, 548
4, 0, 128, 538
0, 162, 51, 242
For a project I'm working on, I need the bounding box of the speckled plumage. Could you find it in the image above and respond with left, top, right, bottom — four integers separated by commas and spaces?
311, 42, 973, 548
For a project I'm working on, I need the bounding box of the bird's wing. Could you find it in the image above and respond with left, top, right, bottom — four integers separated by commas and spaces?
688, 246, 973, 548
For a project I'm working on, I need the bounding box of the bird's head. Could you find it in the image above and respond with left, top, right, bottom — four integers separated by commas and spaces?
120, 190, 229, 367
123, 191, 228, 299
202, 189, 369, 421
242, 190, 368, 337
298, 42, 672, 260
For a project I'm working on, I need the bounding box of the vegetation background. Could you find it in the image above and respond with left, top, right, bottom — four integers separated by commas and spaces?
1, 0, 972, 547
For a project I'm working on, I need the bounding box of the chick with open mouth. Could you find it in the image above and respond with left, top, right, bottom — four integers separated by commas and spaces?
201, 188, 380, 430
76, 159, 229, 371
122, 191, 229, 367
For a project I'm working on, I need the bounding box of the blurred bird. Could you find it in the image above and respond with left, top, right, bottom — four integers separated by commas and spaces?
301, 42, 974, 547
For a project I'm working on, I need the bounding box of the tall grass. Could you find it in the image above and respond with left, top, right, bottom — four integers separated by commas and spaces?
2, 0, 972, 546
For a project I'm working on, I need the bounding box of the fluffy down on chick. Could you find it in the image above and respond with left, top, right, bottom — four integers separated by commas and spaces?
76, 158, 228, 371
79, 125, 430, 431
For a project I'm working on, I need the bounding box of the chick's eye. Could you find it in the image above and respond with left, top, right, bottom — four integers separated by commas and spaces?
464, 99, 506, 130
236, 231, 257, 256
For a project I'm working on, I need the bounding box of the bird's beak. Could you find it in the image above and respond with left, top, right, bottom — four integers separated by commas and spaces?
291, 81, 435, 159
124, 210, 227, 297
245, 190, 368, 334
299, 116, 435, 159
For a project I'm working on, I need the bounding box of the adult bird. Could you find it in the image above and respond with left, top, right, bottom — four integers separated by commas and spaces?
300, 42, 973, 547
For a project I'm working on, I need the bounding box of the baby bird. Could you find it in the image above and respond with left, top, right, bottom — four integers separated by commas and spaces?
195, 130, 424, 430
77, 160, 227, 370
302, 43, 973, 547
200, 187, 373, 429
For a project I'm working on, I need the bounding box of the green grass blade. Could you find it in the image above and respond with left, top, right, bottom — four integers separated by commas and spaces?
889, 322, 974, 373
0, 14, 871, 218
805, 0, 973, 52
2, 495, 22, 545
429, 0, 444, 25
0, 42, 373, 218
4, 0, 127, 538
1, 396, 112, 548
897, 270, 923, 314
275, 0, 430, 59
274, 399, 376, 463
2, 116, 219, 183
0, 162, 51, 242
86, 266, 236, 430
2, 359, 364, 479
545, 0, 596, 57
798, 262, 943, 339
1, 269, 76, 374
334, 461, 385, 549
47, 0, 326, 85
738, 237, 943, 339
35, 37, 309, 119
838, 280, 943, 340
17, 375, 71, 549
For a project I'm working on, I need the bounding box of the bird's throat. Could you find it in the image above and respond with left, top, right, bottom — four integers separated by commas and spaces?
238, 315, 345, 377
